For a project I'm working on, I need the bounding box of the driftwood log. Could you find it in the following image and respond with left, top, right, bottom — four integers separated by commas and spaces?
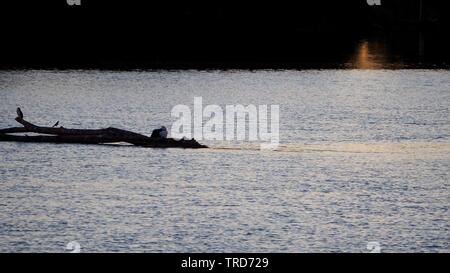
0, 108, 207, 149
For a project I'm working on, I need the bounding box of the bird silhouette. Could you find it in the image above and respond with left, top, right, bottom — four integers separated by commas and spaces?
16, 108, 23, 119
52, 121, 59, 127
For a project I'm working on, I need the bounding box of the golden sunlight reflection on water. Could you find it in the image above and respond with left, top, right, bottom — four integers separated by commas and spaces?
348, 40, 391, 69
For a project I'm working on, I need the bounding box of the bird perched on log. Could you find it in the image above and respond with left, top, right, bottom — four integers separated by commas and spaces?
16, 108, 24, 119
52, 121, 59, 127
150, 126, 168, 139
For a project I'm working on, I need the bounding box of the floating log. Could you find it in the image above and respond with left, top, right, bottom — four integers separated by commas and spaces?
0, 108, 207, 149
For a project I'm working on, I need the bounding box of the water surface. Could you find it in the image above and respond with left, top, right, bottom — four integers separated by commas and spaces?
0, 69, 449, 252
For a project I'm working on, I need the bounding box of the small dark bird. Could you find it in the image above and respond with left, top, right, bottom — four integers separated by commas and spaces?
52, 121, 59, 127
16, 107, 23, 119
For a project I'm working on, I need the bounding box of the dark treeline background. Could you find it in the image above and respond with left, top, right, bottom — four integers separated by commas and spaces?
1, 0, 450, 69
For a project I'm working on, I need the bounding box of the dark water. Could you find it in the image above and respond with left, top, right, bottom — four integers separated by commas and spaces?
0, 69, 449, 252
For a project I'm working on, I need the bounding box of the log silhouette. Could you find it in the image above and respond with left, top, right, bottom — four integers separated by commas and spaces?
0, 108, 207, 149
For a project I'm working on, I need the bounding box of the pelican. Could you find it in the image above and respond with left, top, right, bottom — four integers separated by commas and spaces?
151, 126, 168, 139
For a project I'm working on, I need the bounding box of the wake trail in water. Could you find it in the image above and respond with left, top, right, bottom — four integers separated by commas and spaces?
207, 141, 450, 155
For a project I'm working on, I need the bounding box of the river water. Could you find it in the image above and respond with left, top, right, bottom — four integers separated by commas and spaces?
0, 69, 449, 252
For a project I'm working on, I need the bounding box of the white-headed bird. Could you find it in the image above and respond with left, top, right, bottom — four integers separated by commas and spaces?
151, 126, 168, 139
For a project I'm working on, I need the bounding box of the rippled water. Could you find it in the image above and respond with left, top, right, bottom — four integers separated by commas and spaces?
0, 70, 449, 252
